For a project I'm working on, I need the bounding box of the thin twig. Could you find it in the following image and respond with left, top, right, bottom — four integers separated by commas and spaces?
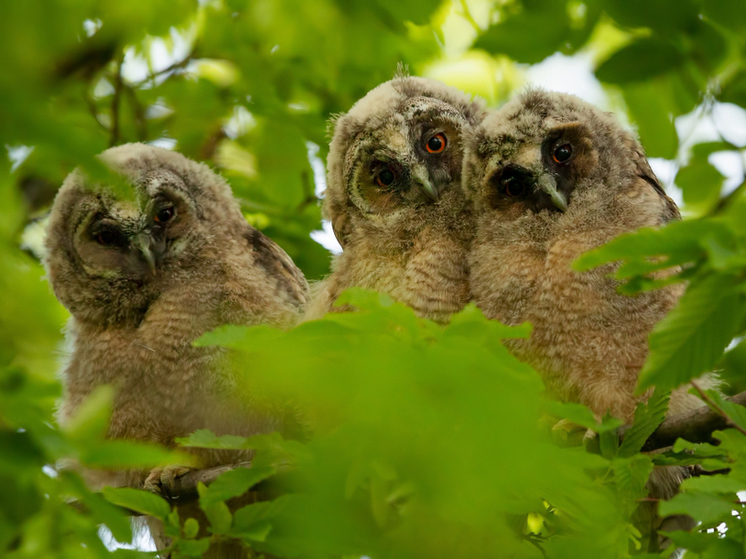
691, 382, 746, 437
459, 0, 482, 34
123, 85, 148, 142
83, 89, 110, 134
109, 50, 125, 147
133, 52, 195, 89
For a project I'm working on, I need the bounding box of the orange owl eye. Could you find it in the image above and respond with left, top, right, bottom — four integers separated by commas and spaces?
503, 176, 526, 197
376, 168, 396, 188
553, 143, 572, 163
154, 206, 175, 223
426, 133, 447, 154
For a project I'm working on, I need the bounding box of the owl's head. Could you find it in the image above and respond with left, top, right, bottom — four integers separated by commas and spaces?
45, 143, 246, 327
325, 74, 485, 246
463, 89, 662, 217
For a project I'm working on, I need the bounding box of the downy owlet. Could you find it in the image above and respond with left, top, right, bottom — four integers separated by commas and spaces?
306, 74, 485, 323
45, 143, 309, 555
463, 89, 717, 544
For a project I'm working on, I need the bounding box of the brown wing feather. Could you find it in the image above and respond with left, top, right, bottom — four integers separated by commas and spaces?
244, 227, 309, 307
624, 136, 681, 222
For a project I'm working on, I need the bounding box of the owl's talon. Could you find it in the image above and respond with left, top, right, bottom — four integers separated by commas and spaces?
144, 465, 193, 499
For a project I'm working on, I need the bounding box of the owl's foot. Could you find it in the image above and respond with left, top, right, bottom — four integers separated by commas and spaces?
144, 465, 193, 499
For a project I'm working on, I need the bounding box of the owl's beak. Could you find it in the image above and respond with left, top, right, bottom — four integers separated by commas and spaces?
538, 174, 568, 212
133, 232, 158, 276
412, 164, 441, 202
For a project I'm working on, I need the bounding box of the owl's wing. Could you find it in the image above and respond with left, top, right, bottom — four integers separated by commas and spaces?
244, 227, 309, 307
625, 137, 681, 222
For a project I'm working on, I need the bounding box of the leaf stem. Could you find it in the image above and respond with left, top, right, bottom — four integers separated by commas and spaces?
459, 0, 482, 34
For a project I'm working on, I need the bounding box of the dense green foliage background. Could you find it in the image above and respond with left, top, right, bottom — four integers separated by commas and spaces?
2, 0, 746, 557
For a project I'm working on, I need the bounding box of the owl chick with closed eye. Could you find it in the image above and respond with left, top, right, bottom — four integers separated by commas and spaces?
45, 143, 308, 556
305, 74, 485, 323
463, 89, 717, 545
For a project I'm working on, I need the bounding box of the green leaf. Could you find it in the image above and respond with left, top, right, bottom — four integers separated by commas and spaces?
664, 530, 716, 553
80, 439, 195, 469
234, 520, 272, 543
599, 428, 619, 460
612, 454, 653, 502
473, 0, 572, 64
659, 491, 736, 524
198, 482, 233, 535
638, 274, 746, 391
676, 152, 725, 215
574, 219, 736, 279
548, 401, 622, 433
621, 79, 682, 158
62, 385, 113, 442
230, 495, 290, 540
618, 389, 670, 457
176, 429, 252, 451
183, 517, 200, 539
102, 487, 171, 520
178, 537, 211, 558
63, 473, 133, 543
596, 38, 684, 84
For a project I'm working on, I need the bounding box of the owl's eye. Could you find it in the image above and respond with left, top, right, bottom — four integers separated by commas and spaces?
553, 143, 573, 163
493, 165, 533, 198
95, 229, 124, 246
376, 168, 396, 188
154, 205, 175, 223
503, 177, 526, 197
426, 133, 447, 154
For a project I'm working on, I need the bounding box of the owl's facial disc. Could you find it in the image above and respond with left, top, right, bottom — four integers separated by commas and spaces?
486, 122, 594, 213
78, 189, 186, 279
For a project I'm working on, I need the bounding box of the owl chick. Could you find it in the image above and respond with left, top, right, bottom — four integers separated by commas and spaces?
463, 90, 716, 544
306, 74, 485, 323
45, 143, 308, 554
462, 89, 707, 420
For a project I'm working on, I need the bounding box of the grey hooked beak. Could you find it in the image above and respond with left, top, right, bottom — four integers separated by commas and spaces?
133, 231, 158, 276
537, 173, 568, 212
411, 164, 441, 202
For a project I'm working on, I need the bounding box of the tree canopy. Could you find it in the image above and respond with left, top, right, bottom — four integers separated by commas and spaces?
1, 0, 746, 557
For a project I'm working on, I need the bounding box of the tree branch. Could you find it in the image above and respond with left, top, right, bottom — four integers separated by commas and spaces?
624, 390, 746, 452
164, 461, 253, 504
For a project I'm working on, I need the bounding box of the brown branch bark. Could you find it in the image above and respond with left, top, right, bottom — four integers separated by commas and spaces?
623, 390, 746, 452
164, 461, 253, 504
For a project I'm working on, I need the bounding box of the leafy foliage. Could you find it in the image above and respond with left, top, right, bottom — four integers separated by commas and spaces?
2, 0, 746, 557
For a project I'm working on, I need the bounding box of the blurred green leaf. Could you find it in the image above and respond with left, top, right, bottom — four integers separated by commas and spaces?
618, 389, 670, 457
102, 487, 171, 520
638, 274, 746, 391
596, 38, 684, 84
199, 466, 276, 506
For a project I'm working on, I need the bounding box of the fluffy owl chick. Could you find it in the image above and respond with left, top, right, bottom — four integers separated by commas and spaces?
463, 91, 717, 545
306, 75, 485, 323
462, 89, 708, 421
45, 143, 309, 485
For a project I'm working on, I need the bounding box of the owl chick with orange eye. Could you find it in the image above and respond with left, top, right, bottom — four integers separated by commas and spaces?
463, 90, 720, 544
306, 74, 485, 323
463, 89, 692, 420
